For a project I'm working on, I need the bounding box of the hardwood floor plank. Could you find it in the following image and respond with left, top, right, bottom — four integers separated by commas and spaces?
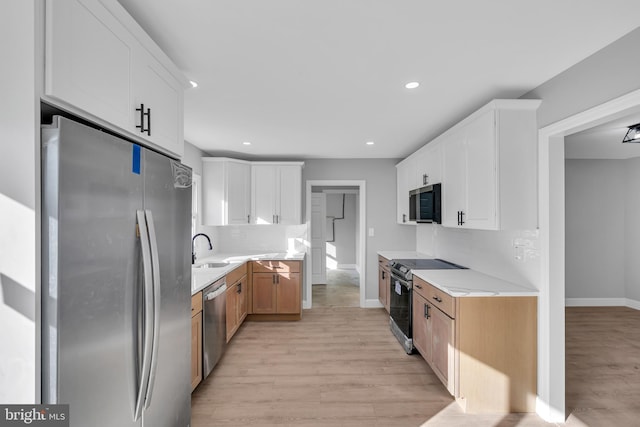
192, 302, 640, 426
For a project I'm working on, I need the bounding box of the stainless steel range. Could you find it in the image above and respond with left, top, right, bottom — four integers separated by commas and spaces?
388, 258, 466, 354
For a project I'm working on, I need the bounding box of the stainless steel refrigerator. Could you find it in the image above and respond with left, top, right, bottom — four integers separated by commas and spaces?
41, 116, 192, 427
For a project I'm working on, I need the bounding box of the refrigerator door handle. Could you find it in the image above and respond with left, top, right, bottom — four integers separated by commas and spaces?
143, 210, 162, 408
135, 210, 155, 421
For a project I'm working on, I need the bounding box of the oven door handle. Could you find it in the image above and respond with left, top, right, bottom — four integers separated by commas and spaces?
390, 273, 412, 290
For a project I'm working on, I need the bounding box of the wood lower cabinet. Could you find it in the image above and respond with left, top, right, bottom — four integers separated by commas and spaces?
226, 264, 248, 342
378, 256, 390, 312
190, 292, 203, 392
251, 260, 301, 318
412, 276, 537, 413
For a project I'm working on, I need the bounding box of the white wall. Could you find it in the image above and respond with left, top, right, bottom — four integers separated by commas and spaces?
565, 160, 626, 300
625, 157, 640, 304
0, 0, 40, 403
303, 159, 416, 300
183, 141, 204, 176
416, 225, 540, 288
326, 193, 357, 267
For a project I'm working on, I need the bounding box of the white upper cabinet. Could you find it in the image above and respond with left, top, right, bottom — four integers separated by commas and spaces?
251, 163, 303, 225
202, 158, 251, 226
413, 142, 442, 188
45, 0, 188, 158
441, 100, 541, 230
396, 157, 415, 225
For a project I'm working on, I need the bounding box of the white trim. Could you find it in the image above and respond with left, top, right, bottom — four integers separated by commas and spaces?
626, 298, 640, 311
364, 299, 384, 308
305, 180, 367, 309
336, 264, 357, 270
537, 87, 640, 423
565, 298, 627, 307
322, 189, 359, 194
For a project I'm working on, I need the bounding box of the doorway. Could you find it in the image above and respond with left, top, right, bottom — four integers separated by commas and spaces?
538, 88, 640, 422
305, 180, 366, 309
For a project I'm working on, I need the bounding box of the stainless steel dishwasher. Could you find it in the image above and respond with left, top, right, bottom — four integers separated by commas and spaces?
202, 278, 227, 378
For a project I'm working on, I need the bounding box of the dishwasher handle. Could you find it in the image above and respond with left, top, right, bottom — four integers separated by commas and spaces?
204, 283, 227, 301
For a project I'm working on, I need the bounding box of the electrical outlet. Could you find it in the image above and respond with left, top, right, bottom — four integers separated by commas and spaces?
368, 227, 374, 237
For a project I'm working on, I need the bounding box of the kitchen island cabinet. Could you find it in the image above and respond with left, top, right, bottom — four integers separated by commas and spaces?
412, 273, 537, 413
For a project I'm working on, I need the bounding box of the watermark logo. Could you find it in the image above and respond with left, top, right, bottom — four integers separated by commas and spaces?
0, 405, 68, 427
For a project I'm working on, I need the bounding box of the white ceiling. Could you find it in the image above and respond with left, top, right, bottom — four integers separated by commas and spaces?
565, 110, 640, 159
117, 0, 640, 160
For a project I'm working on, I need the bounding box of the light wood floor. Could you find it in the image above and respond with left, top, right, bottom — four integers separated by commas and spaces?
565, 306, 640, 427
312, 269, 360, 308
191, 306, 640, 427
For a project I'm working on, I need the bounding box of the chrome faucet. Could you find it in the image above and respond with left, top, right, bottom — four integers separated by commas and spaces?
192, 233, 212, 264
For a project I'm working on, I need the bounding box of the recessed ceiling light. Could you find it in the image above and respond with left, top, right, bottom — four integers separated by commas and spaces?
366, 141, 375, 145
189, 80, 198, 88
405, 81, 420, 89
242, 141, 251, 145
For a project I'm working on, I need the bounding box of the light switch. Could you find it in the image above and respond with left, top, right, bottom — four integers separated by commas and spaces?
368, 227, 374, 237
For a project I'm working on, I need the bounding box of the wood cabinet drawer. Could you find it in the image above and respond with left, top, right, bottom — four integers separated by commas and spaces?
226, 262, 247, 285
378, 255, 390, 269
252, 260, 300, 273
191, 291, 203, 316
414, 277, 455, 318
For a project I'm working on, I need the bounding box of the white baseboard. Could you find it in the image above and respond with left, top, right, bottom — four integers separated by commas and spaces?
626, 298, 640, 310
364, 299, 383, 308
536, 397, 566, 423
337, 264, 357, 270
565, 297, 627, 307
302, 300, 311, 310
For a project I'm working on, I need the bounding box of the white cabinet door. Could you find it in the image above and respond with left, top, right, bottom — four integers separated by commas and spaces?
45, 0, 186, 158
226, 161, 251, 225
277, 165, 302, 225
132, 51, 184, 158
396, 159, 413, 224
45, 0, 134, 128
442, 130, 466, 228
251, 165, 277, 224
464, 111, 498, 229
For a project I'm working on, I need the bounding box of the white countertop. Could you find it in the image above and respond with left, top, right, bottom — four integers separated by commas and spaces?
191, 252, 305, 295
411, 269, 537, 297
377, 251, 432, 260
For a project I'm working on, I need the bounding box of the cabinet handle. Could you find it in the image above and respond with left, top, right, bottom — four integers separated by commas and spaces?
423, 174, 429, 185
460, 211, 465, 226
402, 214, 406, 223
237, 282, 242, 294
433, 295, 442, 303
272, 275, 275, 284
415, 284, 422, 289
276, 214, 279, 224
136, 104, 151, 136
247, 214, 250, 224
457, 211, 461, 226
424, 303, 430, 319
382, 271, 386, 280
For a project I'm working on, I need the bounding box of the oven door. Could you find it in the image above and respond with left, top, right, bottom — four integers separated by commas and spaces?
389, 272, 412, 339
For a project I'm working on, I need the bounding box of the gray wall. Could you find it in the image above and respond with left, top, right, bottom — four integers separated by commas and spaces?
303, 159, 416, 301
523, 27, 640, 127
326, 193, 357, 266
625, 157, 640, 302
565, 160, 626, 299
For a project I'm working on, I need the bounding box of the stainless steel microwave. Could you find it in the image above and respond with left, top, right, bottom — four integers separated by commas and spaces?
409, 183, 441, 223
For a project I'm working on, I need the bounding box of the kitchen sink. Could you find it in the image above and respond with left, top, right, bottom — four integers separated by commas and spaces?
194, 262, 229, 269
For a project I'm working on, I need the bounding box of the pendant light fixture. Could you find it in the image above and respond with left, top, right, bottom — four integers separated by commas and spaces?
622, 123, 640, 143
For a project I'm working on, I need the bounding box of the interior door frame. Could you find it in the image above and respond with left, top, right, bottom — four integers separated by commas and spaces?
537, 88, 640, 422
310, 192, 327, 284
304, 180, 366, 309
